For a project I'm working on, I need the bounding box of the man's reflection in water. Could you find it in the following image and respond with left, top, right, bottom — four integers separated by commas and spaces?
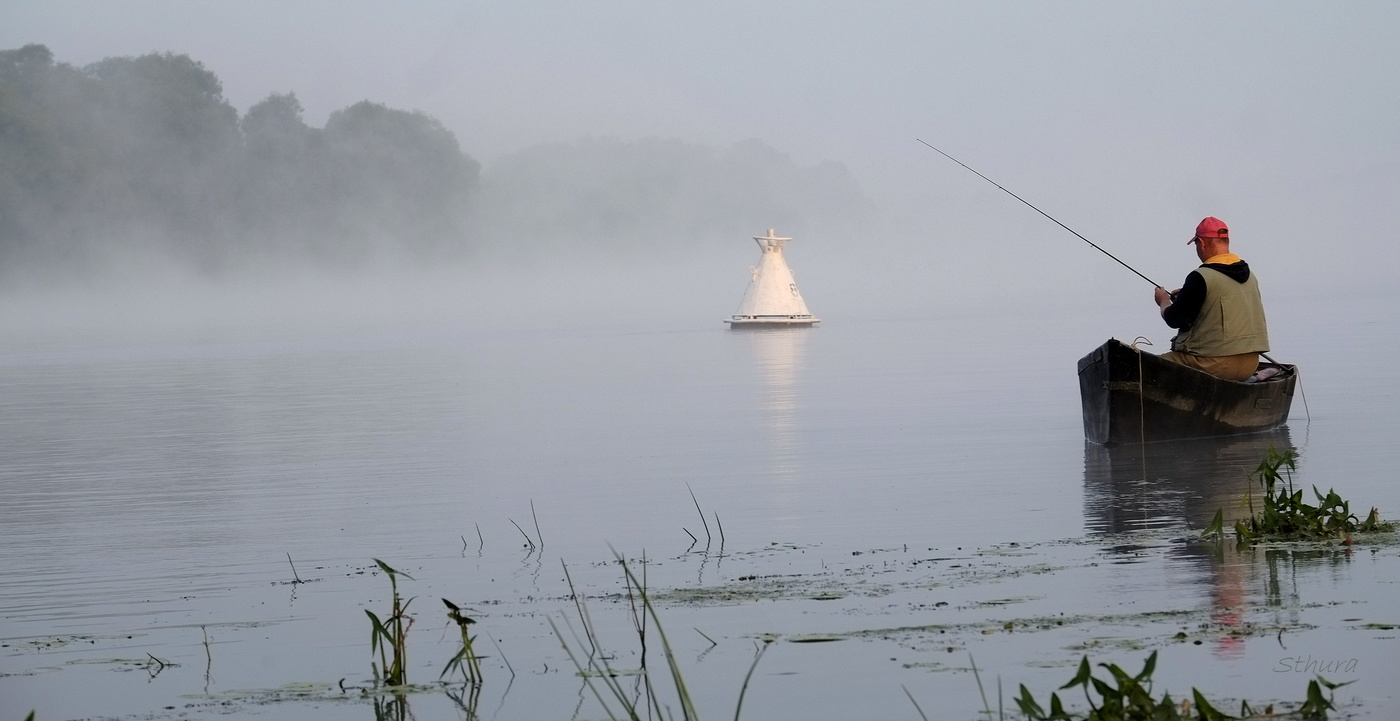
1082, 430, 1328, 659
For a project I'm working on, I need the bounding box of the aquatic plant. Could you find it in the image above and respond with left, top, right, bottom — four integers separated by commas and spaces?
365, 559, 414, 687
285, 553, 305, 584
1015, 652, 1214, 720
1298, 676, 1350, 720
440, 598, 484, 685
1212, 448, 1394, 543
508, 500, 546, 552
1010, 651, 1348, 721
372, 692, 410, 721
551, 549, 768, 721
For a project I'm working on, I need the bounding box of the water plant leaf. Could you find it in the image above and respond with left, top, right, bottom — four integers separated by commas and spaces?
1222, 448, 1393, 543
1060, 656, 1092, 690
1014, 651, 1340, 721
1014, 684, 1045, 718
365, 558, 413, 687
1299, 677, 1337, 719
1191, 688, 1231, 721
1134, 649, 1157, 682
1203, 509, 1225, 539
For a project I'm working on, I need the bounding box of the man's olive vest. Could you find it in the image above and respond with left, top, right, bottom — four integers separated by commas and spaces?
1170, 266, 1270, 356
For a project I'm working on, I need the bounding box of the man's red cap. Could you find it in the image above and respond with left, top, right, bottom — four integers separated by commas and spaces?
1190, 217, 1228, 244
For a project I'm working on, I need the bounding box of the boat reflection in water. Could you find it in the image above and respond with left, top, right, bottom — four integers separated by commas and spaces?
1082, 429, 1341, 660
1083, 429, 1295, 534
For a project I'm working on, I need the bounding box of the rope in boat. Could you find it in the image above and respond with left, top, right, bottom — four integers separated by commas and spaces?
1296, 368, 1312, 425
1130, 337, 1154, 476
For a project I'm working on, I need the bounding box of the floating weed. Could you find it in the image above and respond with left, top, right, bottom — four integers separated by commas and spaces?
785, 635, 844, 644
143, 652, 176, 678
1217, 448, 1396, 544
365, 559, 414, 687
61, 655, 180, 677
16, 634, 101, 651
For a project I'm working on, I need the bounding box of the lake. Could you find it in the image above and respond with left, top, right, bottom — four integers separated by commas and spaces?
2, 277, 1397, 720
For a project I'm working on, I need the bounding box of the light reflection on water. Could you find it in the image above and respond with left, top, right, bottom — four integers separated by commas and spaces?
1, 296, 1398, 720
737, 326, 808, 521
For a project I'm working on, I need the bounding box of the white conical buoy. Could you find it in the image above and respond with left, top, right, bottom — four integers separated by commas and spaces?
724, 229, 819, 327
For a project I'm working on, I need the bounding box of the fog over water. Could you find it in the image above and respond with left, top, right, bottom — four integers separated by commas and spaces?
4, 4, 1400, 720
4, 2, 1399, 304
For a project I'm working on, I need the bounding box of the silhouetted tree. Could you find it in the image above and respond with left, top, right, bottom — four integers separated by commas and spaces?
321, 100, 479, 255
0, 45, 484, 277
237, 92, 319, 254
0, 44, 95, 264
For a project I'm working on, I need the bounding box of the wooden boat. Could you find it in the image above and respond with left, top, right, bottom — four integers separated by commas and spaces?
1076, 338, 1297, 445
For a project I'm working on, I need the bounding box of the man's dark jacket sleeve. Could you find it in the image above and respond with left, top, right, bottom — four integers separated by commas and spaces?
1162, 271, 1206, 329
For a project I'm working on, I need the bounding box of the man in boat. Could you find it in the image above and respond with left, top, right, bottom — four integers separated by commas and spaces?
1152, 217, 1270, 382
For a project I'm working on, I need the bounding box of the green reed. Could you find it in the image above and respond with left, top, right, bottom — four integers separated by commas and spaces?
1207, 448, 1394, 543
1012, 651, 1347, 721
551, 549, 768, 721
440, 598, 483, 685
365, 559, 414, 687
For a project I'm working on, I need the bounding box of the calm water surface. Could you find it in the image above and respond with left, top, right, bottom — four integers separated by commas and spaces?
2, 288, 1397, 720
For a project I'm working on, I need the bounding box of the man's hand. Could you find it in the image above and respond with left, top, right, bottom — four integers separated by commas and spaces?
1154, 286, 1175, 308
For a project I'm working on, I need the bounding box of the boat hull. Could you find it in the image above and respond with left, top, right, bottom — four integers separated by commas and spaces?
1076, 339, 1296, 445
725, 314, 819, 327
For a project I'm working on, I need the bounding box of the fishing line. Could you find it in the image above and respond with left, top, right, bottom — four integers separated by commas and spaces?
920, 139, 1298, 372
916, 139, 1164, 289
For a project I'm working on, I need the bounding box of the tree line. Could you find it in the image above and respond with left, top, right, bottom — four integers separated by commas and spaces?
0, 43, 477, 274
1, 44, 870, 279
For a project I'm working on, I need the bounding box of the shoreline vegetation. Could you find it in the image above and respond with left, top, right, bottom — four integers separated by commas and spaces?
11, 448, 1395, 720
341, 450, 1397, 720
325, 549, 1386, 721
12, 533, 1392, 721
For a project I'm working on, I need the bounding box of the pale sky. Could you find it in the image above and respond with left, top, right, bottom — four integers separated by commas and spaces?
5, 1, 1398, 302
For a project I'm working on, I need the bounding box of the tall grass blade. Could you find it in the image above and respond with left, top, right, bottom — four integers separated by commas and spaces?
902, 685, 931, 721
612, 547, 699, 721
531, 500, 544, 549
286, 553, 304, 584
508, 518, 537, 550
732, 640, 771, 721
969, 653, 993, 719
687, 483, 712, 546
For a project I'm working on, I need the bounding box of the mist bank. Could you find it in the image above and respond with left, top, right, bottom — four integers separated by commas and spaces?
0, 44, 871, 284
474, 136, 870, 262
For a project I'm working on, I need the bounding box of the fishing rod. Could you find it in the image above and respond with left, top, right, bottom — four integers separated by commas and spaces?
919, 139, 1293, 369
916, 138, 1164, 290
